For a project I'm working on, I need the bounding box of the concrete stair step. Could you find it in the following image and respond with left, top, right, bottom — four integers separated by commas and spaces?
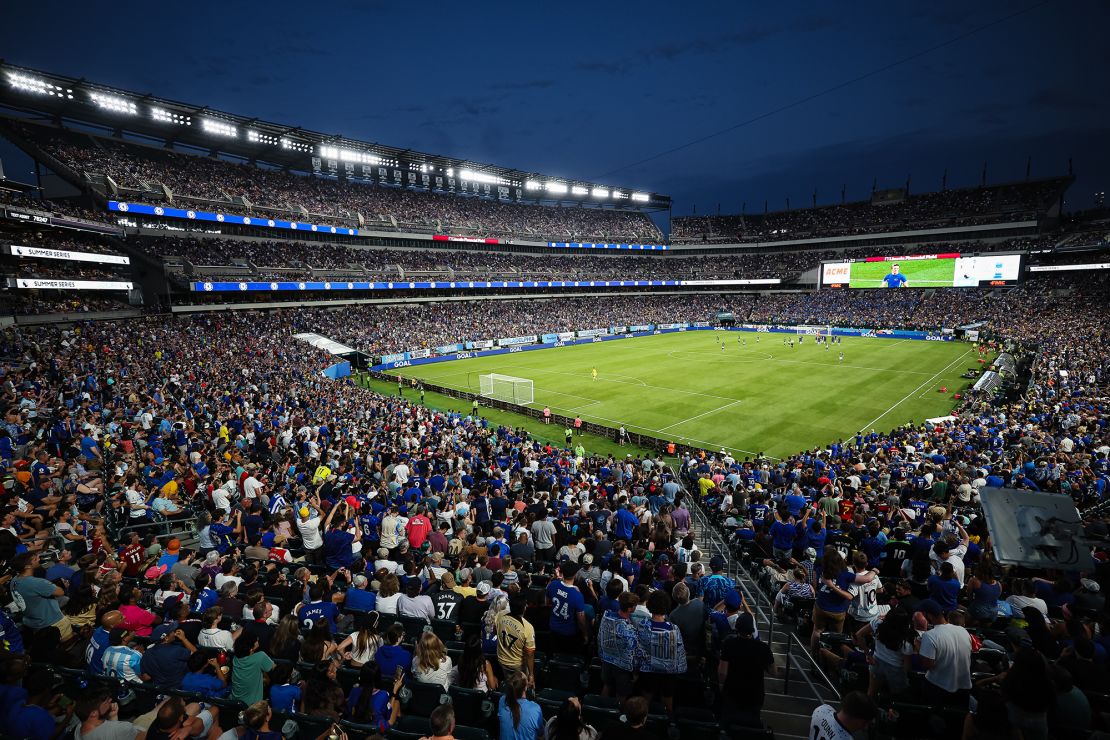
763, 692, 822, 715
761, 709, 814, 737
763, 676, 836, 700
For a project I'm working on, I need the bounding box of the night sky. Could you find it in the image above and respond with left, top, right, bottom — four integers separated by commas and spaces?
2, 1, 1108, 220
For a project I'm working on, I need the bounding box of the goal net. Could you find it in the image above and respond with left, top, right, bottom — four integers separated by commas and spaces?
478, 373, 534, 405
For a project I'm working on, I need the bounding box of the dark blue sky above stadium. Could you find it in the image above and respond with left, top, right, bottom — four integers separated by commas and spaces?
2, 1, 1108, 215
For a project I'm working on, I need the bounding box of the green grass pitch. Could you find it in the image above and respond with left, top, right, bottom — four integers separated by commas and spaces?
391, 332, 986, 459
849, 259, 956, 288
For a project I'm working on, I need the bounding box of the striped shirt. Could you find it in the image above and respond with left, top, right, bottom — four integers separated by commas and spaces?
102, 645, 143, 683
268, 493, 288, 516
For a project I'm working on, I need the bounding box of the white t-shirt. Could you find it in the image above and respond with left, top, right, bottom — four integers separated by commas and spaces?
413, 656, 456, 690
297, 517, 323, 550
810, 704, 854, 740
374, 558, 400, 574
1005, 594, 1048, 617
848, 572, 883, 621
376, 593, 401, 615
919, 623, 972, 693
125, 489, 147, 519
243, 476, 264, 500
198, 628, 235, 651
211, 488, 231, 514
348, 634, 383, 665
214, 574, 244, 590
929, 545, 968, 585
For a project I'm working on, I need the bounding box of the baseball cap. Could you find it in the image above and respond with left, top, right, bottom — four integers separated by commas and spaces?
299, 506, 311, 518
145, 564, 168, 579
724, 590, 742, 609
734, 612, 755, 636
804, 548, 817, 560
710, 555, 726, 571
166, 538, 181, 554
345, 495, 359, 509
476, 582, 492, 596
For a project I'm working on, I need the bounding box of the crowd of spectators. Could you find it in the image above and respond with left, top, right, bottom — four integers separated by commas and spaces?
0, 263, 1104, 739
0, 306, 766, 740
297, 295, 756, 357
670, 179, 1070, 244
134, 237, 795, 282
135, 234, 1060, 285
688, 273, 1109, 738
19, 125, 663, 244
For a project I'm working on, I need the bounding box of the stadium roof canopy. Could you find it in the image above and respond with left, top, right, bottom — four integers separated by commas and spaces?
0, 61, 669, 210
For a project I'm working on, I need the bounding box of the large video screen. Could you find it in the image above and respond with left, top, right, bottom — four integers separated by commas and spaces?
821, 253, 1023, 289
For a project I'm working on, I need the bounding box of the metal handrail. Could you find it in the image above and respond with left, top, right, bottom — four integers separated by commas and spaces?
685, 490, 840, 704
787, 631, 842, 702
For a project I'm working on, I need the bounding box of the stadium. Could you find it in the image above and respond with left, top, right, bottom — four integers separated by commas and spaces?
0, 5, 1107, 740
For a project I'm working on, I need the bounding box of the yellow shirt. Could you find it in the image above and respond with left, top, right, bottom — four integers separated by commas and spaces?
312, 465, 332, 484
453, 585, 477, 599
495, 613, 535, 669
697, 478, 716, 497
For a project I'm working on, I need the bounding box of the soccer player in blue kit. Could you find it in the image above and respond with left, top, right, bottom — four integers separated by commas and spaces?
881, 263, 909, 288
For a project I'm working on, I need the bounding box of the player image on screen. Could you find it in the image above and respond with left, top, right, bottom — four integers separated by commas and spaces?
881, 263, 909, 288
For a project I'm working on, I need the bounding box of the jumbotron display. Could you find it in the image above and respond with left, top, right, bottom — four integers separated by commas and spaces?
821, 252, 1023, 289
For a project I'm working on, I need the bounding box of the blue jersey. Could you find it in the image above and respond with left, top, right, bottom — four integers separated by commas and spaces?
209, 523, 235, 553
359, 514, 380, 540
546, 581, 585, 636
770, 519, 797, 551
299, 600, 339, 632
191, 587, 218, 614
0, 610, 23, 654
882, 272, 908, 288
86, 627, 111, 674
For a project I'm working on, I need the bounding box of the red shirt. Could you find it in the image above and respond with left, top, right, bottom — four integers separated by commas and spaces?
120, 544, 145, 577
405, 515, 432, 549
838, 499, 856, 521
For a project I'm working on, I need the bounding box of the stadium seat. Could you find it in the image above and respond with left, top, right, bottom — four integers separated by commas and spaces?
675, 714, 723, 740
337, 666, 361, 693
403, 680, 450, 716
203, 696, 247, 730
292, 711, 338, 739
448, 685, 495, 728
340, 719, 380, 737
385, 730, 426, 740
432, 618, 459, 643
453, 726, 492, 740
397, 614, 432, 640
580, 694, 621, 727
541, 655, 586, 692
535, 688, 574, 719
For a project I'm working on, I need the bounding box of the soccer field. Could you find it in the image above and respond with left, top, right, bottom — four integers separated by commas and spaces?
391, 331, 985, 459
849, 259, 956, 288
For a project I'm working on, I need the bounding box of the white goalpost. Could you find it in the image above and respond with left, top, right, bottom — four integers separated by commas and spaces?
478, 373, 535, 405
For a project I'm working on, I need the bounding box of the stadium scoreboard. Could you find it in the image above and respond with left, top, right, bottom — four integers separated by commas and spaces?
820, 252, 1023, 289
